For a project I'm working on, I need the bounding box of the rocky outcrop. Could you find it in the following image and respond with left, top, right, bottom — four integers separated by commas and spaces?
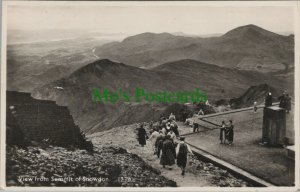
6, 91, 84, 147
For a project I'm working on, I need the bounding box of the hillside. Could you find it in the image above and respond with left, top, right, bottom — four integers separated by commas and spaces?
215, 84, 280, 109
94, 32, 201, 68
229, 84, 279, 109
7, 37, 111, 92
94, 25, 294, 73
32, 59, 291, 133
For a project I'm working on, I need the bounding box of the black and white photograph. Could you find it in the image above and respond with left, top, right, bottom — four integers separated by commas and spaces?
1, 1, 299, 190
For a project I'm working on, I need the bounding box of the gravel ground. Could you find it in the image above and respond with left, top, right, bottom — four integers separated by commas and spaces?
89, 123, 251, 187
6, 146, 176, 187
6, 122, 252, 187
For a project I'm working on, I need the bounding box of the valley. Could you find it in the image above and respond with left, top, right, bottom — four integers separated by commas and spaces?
7, 25, 294, 134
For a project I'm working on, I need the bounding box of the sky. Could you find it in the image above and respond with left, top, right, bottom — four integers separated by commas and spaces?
6, 3, 295, 36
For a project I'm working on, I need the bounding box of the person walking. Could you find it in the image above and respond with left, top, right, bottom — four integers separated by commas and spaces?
159, 115, 164, 126
265, 92, 273, 107
171, 121, 179, 137
161, 126, 167, 136
176, 137, 194, 176
182, 110, 188, 122
253, 101, 258, 113
278, 91, 288, 110
227, 120, 234, 145
156, 133, 165, 158
149, 121, 154, 130
193, 122, 199, 133
137, 124, 147, 147
161, 118, 168, 129
169, 113, 176, 121
166, 122, 172, 133
148, 128, 160, 154
286, 94, 292, 114
160, 135, 176, 169
219, 121, 226, 144
167, 129, 177, 144
198, 109, 204, 116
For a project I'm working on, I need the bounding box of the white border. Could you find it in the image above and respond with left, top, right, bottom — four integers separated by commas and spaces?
1, 1, 7, 190
1, 1, 299, 191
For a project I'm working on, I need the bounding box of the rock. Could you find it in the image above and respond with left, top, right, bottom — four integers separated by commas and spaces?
32, 149, 40, 154
6, 143, 248, 187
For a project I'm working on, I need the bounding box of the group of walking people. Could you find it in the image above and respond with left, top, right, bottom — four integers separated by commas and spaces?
278, 91, 292, 114
136, 113, 194, 176
219, 120, 234, 145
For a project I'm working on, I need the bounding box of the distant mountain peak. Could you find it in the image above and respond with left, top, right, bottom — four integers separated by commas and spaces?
89, 59, 122, 67
240, 24, 262, 29
72, 59, 124, 75
236, 24, 270, 33
122, 32, 175, 42
223, 24, 280, 39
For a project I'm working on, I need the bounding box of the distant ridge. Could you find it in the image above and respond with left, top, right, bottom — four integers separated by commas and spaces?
32, 59, 289, 133
95, 24, 294, 73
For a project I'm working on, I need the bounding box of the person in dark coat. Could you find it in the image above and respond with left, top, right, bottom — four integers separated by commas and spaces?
171, 122, 179, 137
182, 110, 188, 122
264, 92, 273, 107
219, 121, 226, 144
179, 109, 185, 122
156, 134, 165, 158
278, 91, 288, 110
193, 122, 199, 133
149, 121, 154, 130
161, 118, 167, 129
160, 135, 176, 169
226, 120, 234, 145
176, 137, 193, 176
159, 115, 164, 125
137, 124, 147, 147
286, 94, 292, 114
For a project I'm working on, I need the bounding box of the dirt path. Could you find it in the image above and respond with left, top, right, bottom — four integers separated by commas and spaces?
88, 123, 249, 187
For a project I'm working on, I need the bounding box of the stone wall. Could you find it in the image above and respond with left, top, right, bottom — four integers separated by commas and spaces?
7, 91, 82, 147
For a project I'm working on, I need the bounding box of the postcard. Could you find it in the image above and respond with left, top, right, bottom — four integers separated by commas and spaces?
1, 1, 299, 191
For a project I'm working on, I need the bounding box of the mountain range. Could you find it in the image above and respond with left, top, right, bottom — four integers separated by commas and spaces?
32, 59, 291, 133
7, 24, 294, 133
7, 24, 294, 93
94, 25, 294, 73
